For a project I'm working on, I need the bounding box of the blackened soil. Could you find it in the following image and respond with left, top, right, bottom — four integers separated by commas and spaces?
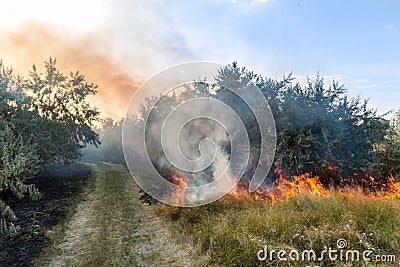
0, 163, 92, 267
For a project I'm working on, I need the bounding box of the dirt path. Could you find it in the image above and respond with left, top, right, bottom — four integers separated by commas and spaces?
36, 164, 206, 267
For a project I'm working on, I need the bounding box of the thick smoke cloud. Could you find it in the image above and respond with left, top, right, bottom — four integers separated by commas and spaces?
0, 22, 140, 119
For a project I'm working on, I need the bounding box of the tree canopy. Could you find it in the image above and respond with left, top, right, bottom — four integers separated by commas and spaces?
0, 58, 100, 233
125, 62, 398, 186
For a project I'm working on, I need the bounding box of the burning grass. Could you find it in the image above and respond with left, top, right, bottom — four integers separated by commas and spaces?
162, 167, 400, 266
169, 163, 400, 207
161, 190, 400, 266
228, 173, 400, 205
170, 174, 188, 206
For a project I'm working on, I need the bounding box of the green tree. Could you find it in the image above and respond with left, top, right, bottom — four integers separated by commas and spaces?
26, 58, 101, 165
0, 59, 100, 233
0, 126, 40, 233
373, 112, 400, 179
121, 62, 396, 186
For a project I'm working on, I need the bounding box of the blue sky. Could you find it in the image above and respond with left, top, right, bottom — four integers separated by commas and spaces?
1, 0, 399, 117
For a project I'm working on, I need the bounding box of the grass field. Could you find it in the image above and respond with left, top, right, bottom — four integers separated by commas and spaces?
160, 190, 400, 266
19, 164, 400, 266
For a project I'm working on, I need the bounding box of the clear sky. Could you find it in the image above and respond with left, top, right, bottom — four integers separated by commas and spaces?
0, 0, 399, 117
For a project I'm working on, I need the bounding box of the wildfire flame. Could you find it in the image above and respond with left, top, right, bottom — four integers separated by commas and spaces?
167, 164, 400, 206
229, 164, 329, 204
229, 164, 400, 204
170, 174, 188, 206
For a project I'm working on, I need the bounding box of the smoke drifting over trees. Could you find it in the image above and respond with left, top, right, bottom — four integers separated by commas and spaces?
97, 62, 400, 188
0, 23, 141, 119
2, 58, 400, 231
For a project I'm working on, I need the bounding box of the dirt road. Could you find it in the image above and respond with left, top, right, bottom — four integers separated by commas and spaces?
35, 164, 205, 267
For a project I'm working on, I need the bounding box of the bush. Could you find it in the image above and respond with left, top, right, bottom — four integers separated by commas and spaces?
0, 126, 40, 233
0, 58, 100, 233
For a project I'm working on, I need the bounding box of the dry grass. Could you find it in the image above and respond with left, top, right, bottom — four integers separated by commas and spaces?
160, 189, 400, 266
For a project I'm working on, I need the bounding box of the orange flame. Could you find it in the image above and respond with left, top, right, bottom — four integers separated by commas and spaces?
378, 174, 400, 199
229, 164, 328, 204
228, 164, 400, 205
170, 174, 188, 206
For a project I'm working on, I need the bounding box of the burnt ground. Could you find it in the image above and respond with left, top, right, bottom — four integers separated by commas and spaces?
0, 163, 92, 267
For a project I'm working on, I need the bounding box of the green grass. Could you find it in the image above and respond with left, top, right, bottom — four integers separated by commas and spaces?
34, 164, 144, 266
32, 164, 97, 266
160, 191, 400, 266
81, 165, 142, 266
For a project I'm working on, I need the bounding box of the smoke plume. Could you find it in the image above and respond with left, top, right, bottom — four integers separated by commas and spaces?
0, 22, 140, 119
